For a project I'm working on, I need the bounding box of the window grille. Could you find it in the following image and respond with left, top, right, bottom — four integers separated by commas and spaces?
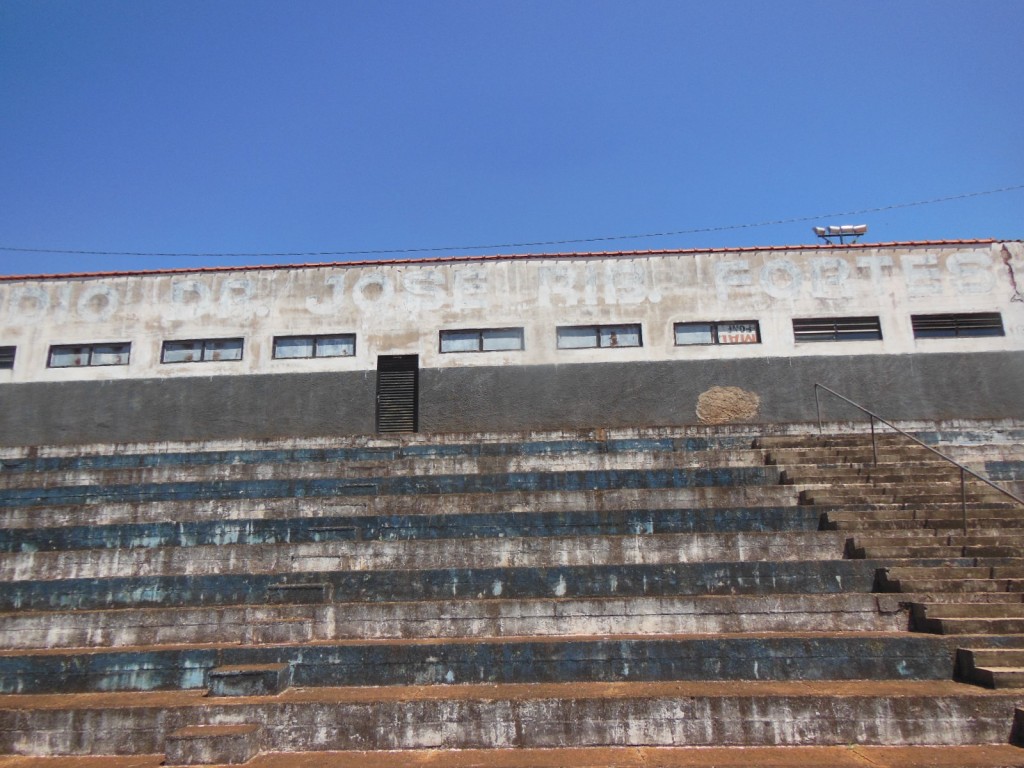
912, 312, 1004, 339
793, 317, 881, 342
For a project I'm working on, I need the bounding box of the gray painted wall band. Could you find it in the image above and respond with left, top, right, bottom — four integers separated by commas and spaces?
0, 352, 1020, 446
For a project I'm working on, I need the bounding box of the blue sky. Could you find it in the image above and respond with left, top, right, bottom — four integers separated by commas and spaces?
0, 0, 1021, 276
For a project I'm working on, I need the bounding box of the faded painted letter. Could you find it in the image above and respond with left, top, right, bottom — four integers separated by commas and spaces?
306, 274, 347, 315
759, 259, 802, 299
902, 254, 942, 297
605, 262, 650, 305
76, 284, 120, 323
453, 268, 488, 310
538, 265, 578, 307
947, 252, 995, 294
401, 269, 446, 311
810, 256, 852, 299
9, 285, 50, 319
352, 272, 394, 311
715, 260, 751, 302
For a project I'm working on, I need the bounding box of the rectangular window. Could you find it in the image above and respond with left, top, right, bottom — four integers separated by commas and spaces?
556, 324, 642, 349
273, 334, 356, 359
439, 328, 524, 353
48, 342, 131, 368
912, 312, 1004, 339
0, 346, 14, 370
793, 317, 882, 342
161, 338, 243, 364
675, 321, 760, 346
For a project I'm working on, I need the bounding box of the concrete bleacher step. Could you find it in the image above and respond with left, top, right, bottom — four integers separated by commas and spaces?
208, 664, 292, 697
802, 490, 1008, 506
912, 603, 1024, 634
0, 531, 849, 583
164, 723, 261, 766
0, 594, 911, 650
780, 466, 963, 483
957, 647, 1024, 689
0, 447, 774, 491
2, 631, 982, 695
11, 745, 1024, 768
0, 484, 803, 531
0, 558, 884, 613
1, 680, 1020, 755
0, 504, 824, 553
0, 464, 785, 510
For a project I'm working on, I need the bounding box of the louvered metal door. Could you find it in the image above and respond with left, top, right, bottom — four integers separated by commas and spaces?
375, 355, 419, 433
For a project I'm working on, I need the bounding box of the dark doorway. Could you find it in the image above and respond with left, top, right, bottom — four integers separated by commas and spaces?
376, 355, 419, 433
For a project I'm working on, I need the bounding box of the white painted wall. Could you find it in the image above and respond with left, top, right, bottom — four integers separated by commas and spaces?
1, 240, 1021, 383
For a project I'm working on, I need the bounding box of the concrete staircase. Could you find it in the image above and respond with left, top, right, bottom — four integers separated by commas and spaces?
762, 428, 1024, 702
1, 424, 1024, 767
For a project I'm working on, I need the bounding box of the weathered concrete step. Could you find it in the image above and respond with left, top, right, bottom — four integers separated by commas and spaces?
890, 579, 1017, 594
823, 506, 1023, 522
856, 545, 964, 559
852, 532, 1024, 544
957, 648, 1024, 689
13, 744, 1024, 768
917, 617, 1024, 635
0, 486, 804, 530
849, 536, 1024, 560
914, 602, 1024, 620
769, 451, 949, 465
0, 559, 883, 612
0, 633, 968, 694
208, 664, 291, 697
0, 505, 823, 554
0, 594, 909, 650
7, 745, 1024, 768
0, 433, 759, 475
165, 723, 261, 766
0, 531, 848, 582
0, 466, 783, 510
756, 434, 921, 447
853, 543, 1024, 560
971, 667, 1024, 689
887, 566, 994, 579
798, 493, 1007, 512
954, 647, 1024, 688
0, 448, 772, 490
780, 466, 963, 482
0, 681, 1017, 754
831, 518, 1024, 531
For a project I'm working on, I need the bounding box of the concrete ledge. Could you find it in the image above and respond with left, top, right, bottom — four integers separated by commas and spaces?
165, 723, 260, 765
0, 532, 848, 582
0, 560, 882, 612
8, 744, 1024, 767
208, 665, 291, 697
0, 681, 1018, 754
0, 594, 907, 650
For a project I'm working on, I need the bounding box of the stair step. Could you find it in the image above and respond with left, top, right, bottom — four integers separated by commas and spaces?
914, 602, 1024, 619
43, 744, 1024, 768
924, 617, 1024, 635
208, 664, 292, 697
892, 579, 1012, 593
165, 723, 261, 765
0, 680, 1018, 753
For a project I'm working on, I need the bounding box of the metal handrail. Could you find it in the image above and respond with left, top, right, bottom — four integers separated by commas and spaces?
813, 383, 1024, 535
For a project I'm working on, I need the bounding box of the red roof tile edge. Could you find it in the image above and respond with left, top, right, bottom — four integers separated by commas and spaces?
0, 238, 1008, 282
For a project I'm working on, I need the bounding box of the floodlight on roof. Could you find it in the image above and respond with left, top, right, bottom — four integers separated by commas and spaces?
813, 224, 868, 244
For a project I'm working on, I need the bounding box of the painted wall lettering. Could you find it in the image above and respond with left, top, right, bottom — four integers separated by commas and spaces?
76, 284, 119, 323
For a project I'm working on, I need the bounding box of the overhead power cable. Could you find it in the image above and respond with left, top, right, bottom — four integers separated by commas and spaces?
0, 183, 1021, 258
